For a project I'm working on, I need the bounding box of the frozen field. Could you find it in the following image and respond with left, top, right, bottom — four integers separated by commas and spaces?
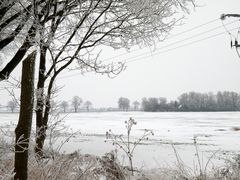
1, 111, 240, 169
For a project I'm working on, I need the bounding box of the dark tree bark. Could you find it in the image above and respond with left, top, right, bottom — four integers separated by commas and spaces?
0, 1, 15, 21
35, 46, 47, 158
0, 23, 36, 81
0, 0, 47, 81
0, 10, 31, 50
14, 52, 35, 180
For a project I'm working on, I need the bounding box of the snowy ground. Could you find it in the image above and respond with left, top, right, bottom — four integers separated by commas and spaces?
1, 111, 240, 169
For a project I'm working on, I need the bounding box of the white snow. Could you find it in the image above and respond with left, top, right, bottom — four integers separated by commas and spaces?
1, 111, 240, 169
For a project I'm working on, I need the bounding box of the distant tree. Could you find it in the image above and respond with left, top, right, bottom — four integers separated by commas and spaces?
229, 92, 240, 111
72, 96, 82, 113
148, 98, 159, 112
168, 100, 179, 111
84, 101, 92, 112
205, 92, 217, 111
178, 93, 190, 111
141, 98, 149, 111
219, 91, 240, 111
118, 97, 130, 111
60, 101, 69, 113
141, 97, 159, 112
177, 91, 240, 112
140, 91, 240, 112
7, 100, 17, 113
159, 97, 167, 111
216, 91, 225, 111
132, 101, 140, 111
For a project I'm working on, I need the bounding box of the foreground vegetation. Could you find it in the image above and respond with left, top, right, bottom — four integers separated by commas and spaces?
1, 143, 240, 180
1, 118, 240, 180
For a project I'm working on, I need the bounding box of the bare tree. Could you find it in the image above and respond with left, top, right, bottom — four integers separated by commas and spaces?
72, 96, 82, 113
14, 52, 35, 180
159, 97, 167, 111
0, 0, 48, 80
132, 101, 140, 111
118, 97, 130, 111
141, 97, 160, 112
84, 100, 92, 112
0, 0, 195, 160
60, 101, 69, 113
7, 100, 17, 112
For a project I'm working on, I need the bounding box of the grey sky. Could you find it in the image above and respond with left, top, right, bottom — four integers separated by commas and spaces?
55, 0, 240, 108
1, 0, 240, 108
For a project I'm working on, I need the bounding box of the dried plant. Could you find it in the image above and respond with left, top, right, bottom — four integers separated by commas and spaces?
106, 117, 154, 175
171, 135, 221, 180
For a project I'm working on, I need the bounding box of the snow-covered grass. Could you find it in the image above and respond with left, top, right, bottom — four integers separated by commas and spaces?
2, 112, 240, 168
1, 139, 240, 180
1, 112, 240, 179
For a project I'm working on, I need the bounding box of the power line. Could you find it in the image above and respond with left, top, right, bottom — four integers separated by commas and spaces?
58, 18, 239, 80
99, 18, 220, 62
169, 18, 220, 38
59, 27, 239, 80
221, 14, 240, 58
127, 27, 239, 64
221, 20, 237, 39
111, 20, 238, 63
58, 18, 234, 79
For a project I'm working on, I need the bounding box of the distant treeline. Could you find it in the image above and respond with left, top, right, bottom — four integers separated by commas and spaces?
141, 91, 240, 112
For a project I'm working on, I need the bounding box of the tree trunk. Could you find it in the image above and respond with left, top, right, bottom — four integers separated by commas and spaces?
35, 74, 56, 159
14, 52, 35, 180
35, 46, 47, 158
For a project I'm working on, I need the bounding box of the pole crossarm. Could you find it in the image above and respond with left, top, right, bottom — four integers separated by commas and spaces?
221, 14, 240, 20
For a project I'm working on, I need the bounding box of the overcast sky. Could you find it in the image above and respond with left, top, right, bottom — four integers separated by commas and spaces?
1, 0, 240, 108
55, 0, 240, 108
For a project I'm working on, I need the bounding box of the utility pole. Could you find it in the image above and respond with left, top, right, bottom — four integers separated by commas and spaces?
231, 40, 240, 48
220, 14, 240, 20
221, 13, 240, 50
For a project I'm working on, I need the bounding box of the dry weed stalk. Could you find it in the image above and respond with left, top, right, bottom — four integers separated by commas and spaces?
171, 135, 221, 180
106, 117, 154, 175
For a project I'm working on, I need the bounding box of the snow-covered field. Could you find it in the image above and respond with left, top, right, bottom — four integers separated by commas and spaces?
1, 112, 240, 169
